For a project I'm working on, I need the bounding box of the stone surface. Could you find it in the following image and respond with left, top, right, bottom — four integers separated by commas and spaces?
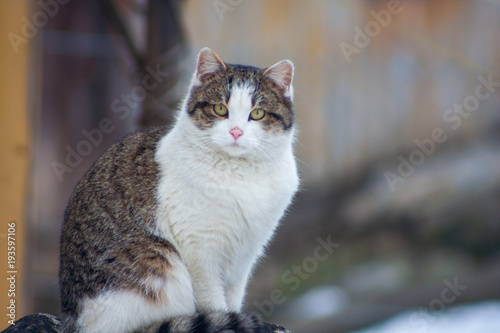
262, 322, 292, 333
1, 313, 291, 333
2, 313, 61, 333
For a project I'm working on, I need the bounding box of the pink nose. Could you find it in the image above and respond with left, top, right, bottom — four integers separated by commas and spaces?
230, 127, 244, 140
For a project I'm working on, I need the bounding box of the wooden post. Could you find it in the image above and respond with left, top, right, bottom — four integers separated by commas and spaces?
0, 0, 32, 329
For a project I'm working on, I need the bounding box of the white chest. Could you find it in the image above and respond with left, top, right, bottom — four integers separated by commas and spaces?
154, 133, 298, 267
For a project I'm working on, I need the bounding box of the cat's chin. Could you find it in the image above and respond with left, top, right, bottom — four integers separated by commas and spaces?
221, 143, 248, 157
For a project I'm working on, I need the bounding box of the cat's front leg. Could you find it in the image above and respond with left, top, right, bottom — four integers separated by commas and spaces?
225, 278, 248, 311
187, 260, 229, 311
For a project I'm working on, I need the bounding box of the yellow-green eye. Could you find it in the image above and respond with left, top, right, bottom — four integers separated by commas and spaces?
213, 104, 228, 117
250, 108, 266, 121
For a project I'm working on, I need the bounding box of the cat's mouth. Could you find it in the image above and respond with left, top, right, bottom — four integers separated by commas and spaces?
223, 142, 247, 156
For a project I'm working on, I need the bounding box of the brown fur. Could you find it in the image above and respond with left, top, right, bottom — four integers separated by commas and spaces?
59, 127, 174, 318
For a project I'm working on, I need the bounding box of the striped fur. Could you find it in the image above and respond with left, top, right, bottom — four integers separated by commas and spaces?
138, 312, 263, 333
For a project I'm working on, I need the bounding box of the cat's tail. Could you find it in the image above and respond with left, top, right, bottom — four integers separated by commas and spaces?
138, 312, 265, 333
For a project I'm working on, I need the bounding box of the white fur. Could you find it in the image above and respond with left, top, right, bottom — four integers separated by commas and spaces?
210, 83, 265, 158
77, 256, 195, 332
154, 83, 299, 312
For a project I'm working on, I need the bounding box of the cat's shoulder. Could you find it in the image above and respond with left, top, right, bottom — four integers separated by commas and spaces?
115, 126, 170, 148
75, 126, 170, 184
95, 126, 170, 160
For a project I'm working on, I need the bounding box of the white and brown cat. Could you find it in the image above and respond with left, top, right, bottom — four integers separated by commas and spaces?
59, 48, 299, 333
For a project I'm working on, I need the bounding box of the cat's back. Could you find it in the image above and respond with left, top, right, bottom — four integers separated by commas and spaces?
60, 127, 170, 287
64, 126, 168, 230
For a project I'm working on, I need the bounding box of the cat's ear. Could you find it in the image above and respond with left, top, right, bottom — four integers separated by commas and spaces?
193, 47, 226, 85
263, 60, 294, 98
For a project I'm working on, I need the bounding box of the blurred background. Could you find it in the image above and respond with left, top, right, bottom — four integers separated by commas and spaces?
1, 0, 500, 332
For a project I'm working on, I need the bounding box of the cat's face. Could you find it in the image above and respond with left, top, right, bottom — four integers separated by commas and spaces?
182, 48, 295, 160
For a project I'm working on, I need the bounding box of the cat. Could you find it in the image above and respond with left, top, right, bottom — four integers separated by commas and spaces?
59, 47, 299, 333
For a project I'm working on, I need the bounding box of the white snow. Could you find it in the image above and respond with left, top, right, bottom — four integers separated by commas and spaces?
349, 301, 500, 333
287, 285, 348, 320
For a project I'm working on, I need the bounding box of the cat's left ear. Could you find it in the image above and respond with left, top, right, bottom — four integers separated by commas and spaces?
263, 60, 294, 99
193, 47, 226, 86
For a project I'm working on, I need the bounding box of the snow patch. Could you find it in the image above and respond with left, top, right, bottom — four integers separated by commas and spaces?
349, 301, 500, 333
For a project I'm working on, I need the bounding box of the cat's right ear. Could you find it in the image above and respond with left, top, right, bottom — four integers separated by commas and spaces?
263, 60, 294, 99
193, 47, 226, 86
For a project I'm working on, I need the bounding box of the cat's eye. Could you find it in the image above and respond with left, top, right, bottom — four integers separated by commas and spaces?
213, 104, 228, 117
249, 109, 266, 121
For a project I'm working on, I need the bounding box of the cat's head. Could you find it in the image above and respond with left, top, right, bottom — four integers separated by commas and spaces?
180, 47, 295, 160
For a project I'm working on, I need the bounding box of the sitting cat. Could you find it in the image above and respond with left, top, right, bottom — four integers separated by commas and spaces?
59, 47, 299, 333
